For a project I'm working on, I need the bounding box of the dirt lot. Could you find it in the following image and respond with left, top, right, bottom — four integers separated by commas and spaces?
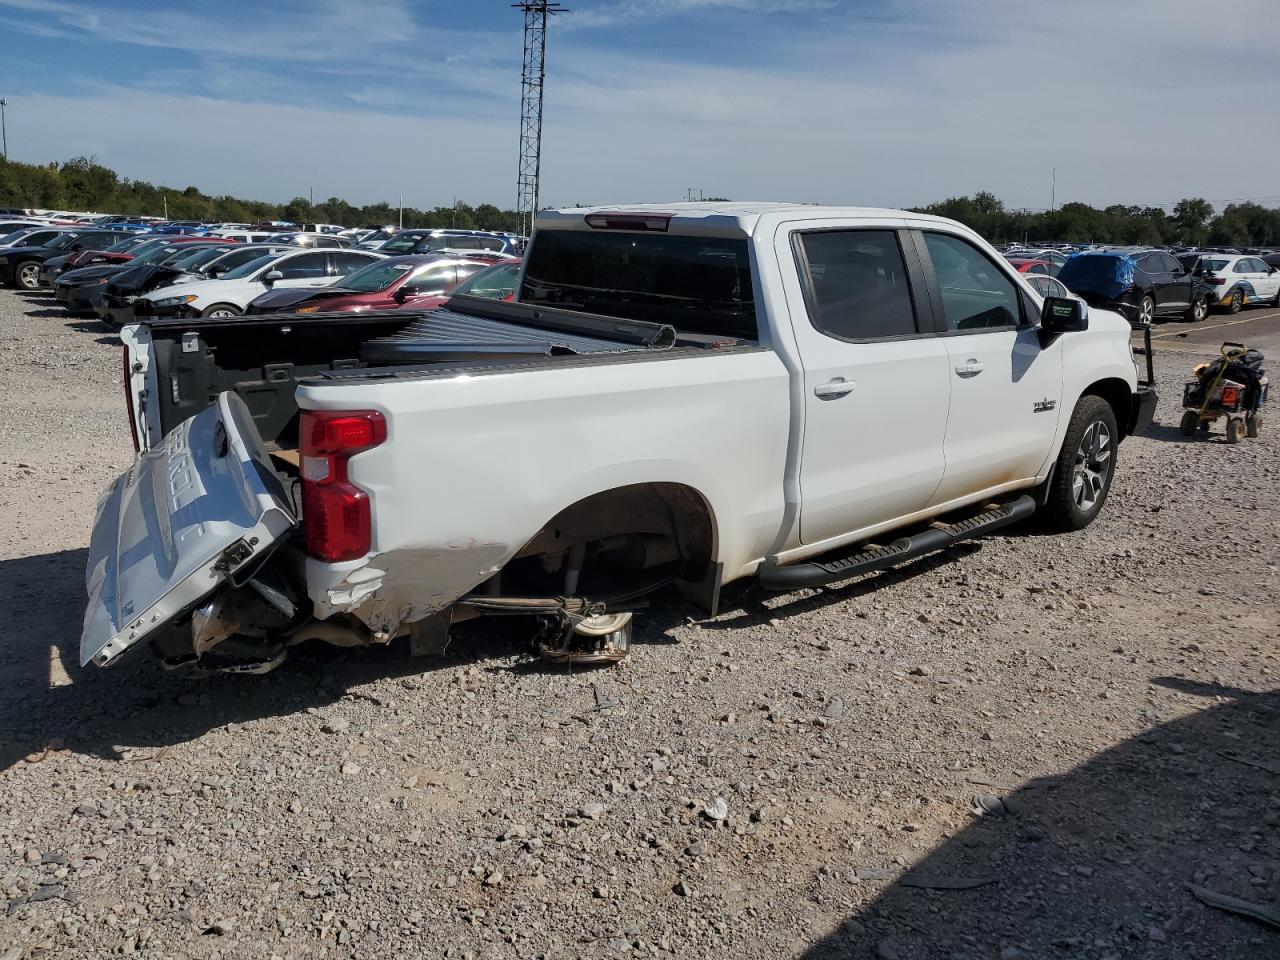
0, 288, 1277, 960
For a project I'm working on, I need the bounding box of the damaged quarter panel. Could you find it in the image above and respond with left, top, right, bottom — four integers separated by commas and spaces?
296, 348, 792, 635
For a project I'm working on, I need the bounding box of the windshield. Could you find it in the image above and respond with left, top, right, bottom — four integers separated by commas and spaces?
103, 235, 150, 254
520, 230, 757, 338
335, 258, 416, 292
379, 233, 427, 253
222, 253, 280, 280
132, 244, 189, 265
1057, 254, 1133, 298
454, 261, 521, 298
170, 246, 227, 270
157, 245, 217, 265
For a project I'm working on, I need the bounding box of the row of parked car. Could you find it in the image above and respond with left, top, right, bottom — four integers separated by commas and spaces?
0, 220, 524, 326
1000, 244, 1280, 326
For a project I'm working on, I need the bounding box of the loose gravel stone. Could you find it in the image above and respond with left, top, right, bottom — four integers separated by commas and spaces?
0, 288, 1276, 959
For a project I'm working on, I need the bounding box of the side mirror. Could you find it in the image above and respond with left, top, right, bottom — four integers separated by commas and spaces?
263, 270, 284, 284
209, 264, 229, 276
1040, 296, 1088, 336
393, 284, 425, 304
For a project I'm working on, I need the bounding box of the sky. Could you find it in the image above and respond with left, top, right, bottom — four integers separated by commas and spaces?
1, 0, 1278, 214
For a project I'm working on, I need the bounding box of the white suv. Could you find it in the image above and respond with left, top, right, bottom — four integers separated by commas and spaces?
1196, 254, 1280, 313
139, 248, 386, 319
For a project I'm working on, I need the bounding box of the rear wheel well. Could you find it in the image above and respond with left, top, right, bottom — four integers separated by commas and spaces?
1081, 378, 1132, 439
510, 483, 717, 593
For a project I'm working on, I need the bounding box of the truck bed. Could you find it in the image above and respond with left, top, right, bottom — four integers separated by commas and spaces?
139, 295, 705, 448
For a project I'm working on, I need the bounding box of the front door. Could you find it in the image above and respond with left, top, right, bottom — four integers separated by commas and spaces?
914, 230, 1065, 506
780, 225, 951, 545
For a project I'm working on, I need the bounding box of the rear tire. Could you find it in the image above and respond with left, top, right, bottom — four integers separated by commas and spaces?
1246, 413, 1262, 438
1038, 395, 1118, 532
201, 303, 241, 319
1180, 410, 1200, 436
1226, 417, 1245, 443
1187, 296, 1209, 323
1228, 289, 1244, 314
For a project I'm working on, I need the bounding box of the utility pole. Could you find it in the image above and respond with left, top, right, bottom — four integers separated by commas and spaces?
1051, 168, 1056, 211
514, 2, 566, 239
163, 194, 168, 219
0, 98, 8, 161
398, 195, 404, 230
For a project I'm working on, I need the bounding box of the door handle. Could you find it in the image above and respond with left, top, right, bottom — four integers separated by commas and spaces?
954, 359, 985, 378
813, 378, 856, 399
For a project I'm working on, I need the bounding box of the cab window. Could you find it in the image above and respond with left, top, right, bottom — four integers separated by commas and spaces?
796, 230, 919, 340
923, 232, 1021, 330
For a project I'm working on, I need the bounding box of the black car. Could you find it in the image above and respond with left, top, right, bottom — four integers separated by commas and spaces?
0, 229, 134, 290
53, 241, 230, 315
1057, 249, 1211, 326
94, 243, 285, 327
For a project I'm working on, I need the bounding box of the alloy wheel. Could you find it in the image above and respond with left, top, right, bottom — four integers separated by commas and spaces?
17, 263, 40, 289
1071, 420, 1112, 511
1138, 296, 1154, 325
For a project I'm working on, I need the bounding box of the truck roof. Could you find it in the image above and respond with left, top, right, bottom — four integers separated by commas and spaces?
537, 201, 956, 237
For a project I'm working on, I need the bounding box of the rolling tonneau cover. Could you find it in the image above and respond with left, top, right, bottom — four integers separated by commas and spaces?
359, 305, 677, 363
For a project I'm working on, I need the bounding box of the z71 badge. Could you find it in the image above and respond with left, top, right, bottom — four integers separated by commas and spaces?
1033, 398, 1057, 414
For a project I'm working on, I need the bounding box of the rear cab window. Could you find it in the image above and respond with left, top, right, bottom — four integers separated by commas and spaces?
520, 229, 757, 340
793, 229, 920, 340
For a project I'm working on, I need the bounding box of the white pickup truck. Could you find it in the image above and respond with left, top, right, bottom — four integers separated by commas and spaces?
83, 203, 1156, 673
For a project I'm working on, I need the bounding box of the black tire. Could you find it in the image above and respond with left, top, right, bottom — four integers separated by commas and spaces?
1038, 395, 1118, 532
1180, 410, 1200, 436
1137, 294, 1155, 326
1186, 296, 1209, 323
201, 303, 241, 319
1226, 417, 1245, 444
1228, 288, 1244, 314
13, 261, 42, 291
1246, 414, 1262, 438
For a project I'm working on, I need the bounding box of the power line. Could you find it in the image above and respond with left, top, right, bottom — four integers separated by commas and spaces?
514, 2, 566, 240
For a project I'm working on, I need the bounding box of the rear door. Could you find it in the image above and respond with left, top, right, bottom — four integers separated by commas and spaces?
82, 393, 297, 667
913, 228, 1064, 506
779, 223, 951, 544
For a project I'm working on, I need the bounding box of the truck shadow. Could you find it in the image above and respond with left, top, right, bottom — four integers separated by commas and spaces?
702, 546, 980, 632
0, 549, 540, 774
797, 680, 1280, 959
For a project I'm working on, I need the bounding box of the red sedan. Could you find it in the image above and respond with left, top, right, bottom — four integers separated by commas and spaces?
408, 259, 523, 311
246, 253, 517, 315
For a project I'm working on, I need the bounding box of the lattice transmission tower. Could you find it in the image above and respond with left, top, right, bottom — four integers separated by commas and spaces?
514, 2, 566, 239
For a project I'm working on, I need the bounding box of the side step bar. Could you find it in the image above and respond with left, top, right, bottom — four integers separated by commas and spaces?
758, 495, 1037, 591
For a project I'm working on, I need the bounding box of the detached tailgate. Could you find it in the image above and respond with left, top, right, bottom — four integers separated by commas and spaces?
82, 392, 297, 667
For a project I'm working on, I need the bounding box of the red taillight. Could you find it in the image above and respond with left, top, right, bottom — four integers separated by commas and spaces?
584, 212, 672, 232
300, 410, 386, 561
1220, 384, 1241, 407
122, 348, 140, 452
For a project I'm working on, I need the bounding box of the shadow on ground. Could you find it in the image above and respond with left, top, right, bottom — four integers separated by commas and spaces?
0, 548, 693, 774
799, 681, 1280, 960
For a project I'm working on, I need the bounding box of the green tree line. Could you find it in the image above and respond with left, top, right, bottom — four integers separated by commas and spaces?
0, 156, 524, 232
913, 191, 1280, 248
3, 157, 1279, 247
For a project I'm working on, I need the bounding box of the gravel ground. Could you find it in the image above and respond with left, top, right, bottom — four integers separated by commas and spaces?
0, 287, 1276, 960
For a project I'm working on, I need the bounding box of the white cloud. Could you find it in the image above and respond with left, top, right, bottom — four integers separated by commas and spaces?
1, 0, 1277, 212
